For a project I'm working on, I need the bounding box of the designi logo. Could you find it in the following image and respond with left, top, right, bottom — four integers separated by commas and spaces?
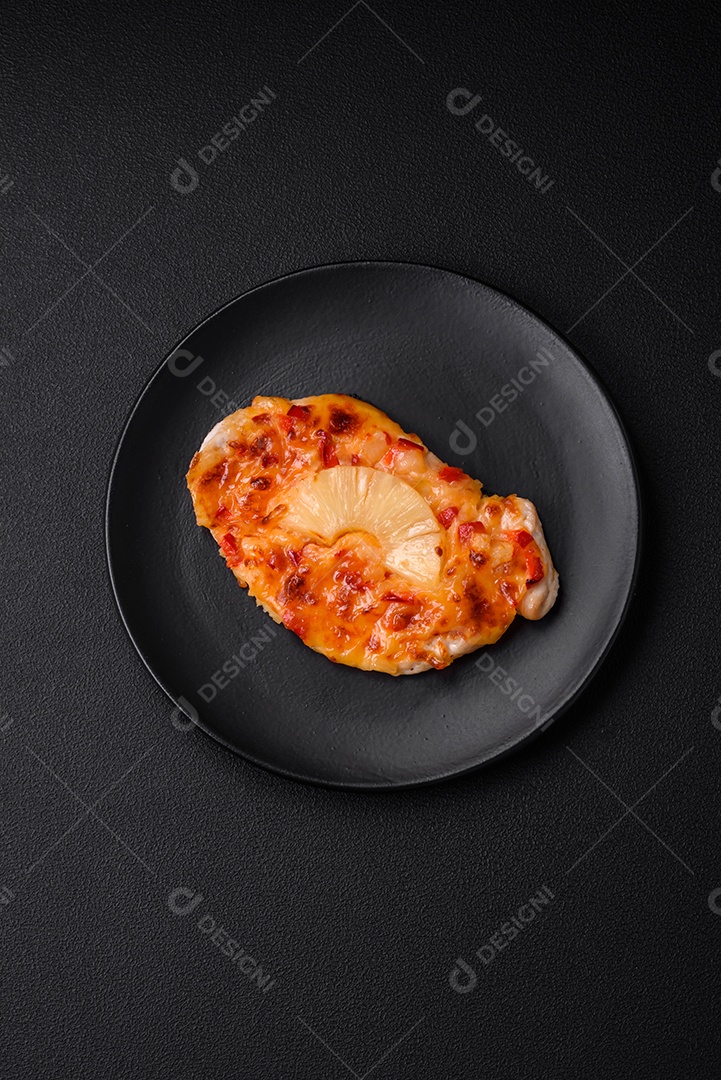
446, 88, 555, 194
711, 157, 721, 193
170, 87, 278, 195
711, 695, 721, 731
167, 886, 276, 993
170, 158, 200, 195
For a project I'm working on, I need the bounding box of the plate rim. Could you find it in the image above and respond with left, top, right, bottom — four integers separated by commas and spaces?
105, 258, 643, 789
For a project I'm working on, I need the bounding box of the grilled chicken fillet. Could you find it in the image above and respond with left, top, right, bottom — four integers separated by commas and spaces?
187, 394, 559, 675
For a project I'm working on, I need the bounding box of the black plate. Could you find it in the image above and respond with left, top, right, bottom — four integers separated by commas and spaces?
106, 262, 640, 788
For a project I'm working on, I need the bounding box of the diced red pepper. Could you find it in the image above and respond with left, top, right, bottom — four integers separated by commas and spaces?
525, 553, 544, 584
278, 415, 295, 434
322, 441, 339, 468
500, 580, 517, 607
316, 430, 339, 468
251, 413, 271, 425
437, 505, 459, 529
288, 404, 310, 419
439, 465, 467, 483
515, 529, 534, 548
220, 533, 237, 555
261, 453, 279, 467
216, 504, 230, 521
380, 438, 425, 468
381, 592, 415, 604
458, 521, 486, 543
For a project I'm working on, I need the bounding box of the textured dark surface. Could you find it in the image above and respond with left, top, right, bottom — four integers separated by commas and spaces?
1, 1, 720, 1076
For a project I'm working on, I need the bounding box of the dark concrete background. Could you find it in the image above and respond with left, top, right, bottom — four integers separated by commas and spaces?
1, 1, 720, 1076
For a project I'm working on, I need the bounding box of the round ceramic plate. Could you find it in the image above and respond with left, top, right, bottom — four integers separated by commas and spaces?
106, 262, 640, 788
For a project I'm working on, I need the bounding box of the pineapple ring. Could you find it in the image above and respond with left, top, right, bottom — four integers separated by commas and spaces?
282, 466, 442, 589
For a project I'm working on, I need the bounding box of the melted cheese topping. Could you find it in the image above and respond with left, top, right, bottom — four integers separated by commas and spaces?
187, 394, 559, 675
